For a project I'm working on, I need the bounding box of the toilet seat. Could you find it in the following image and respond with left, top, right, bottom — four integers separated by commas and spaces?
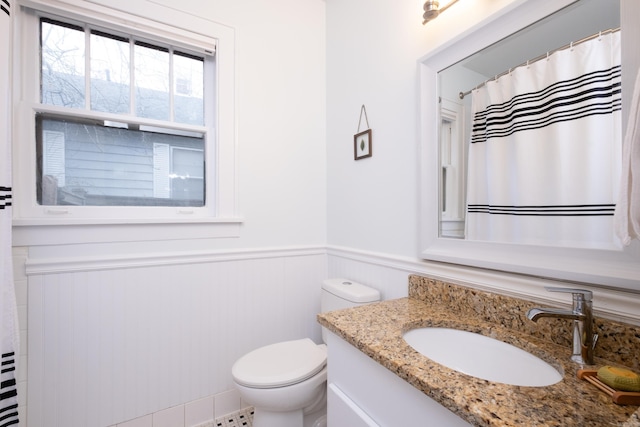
232, 338, 327, 389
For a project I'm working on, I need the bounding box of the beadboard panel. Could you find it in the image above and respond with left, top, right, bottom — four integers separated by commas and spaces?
27, 249, 326, 427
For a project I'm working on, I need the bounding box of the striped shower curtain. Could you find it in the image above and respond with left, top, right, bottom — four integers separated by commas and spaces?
1, 1, 20, 426
466, 31, 622, 249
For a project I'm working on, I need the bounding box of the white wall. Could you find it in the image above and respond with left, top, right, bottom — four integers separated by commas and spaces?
215, 0, 328, 249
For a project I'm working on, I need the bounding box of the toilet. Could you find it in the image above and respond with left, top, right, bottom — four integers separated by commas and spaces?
231, 278, 381, 427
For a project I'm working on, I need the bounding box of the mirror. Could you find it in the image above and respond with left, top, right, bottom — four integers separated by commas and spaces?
438, 0, 620, 239
419, 0, 640, 291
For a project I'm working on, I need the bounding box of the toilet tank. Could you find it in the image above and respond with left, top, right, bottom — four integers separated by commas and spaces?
321, 278, 381, 313
321, 278, 380, 343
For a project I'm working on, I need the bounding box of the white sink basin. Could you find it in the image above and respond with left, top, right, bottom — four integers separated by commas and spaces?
403, 327, 562, 387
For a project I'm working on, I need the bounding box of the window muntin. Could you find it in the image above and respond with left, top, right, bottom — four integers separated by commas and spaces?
38, 17, 208, 208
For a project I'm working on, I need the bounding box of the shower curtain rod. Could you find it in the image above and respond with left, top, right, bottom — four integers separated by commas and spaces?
458, 27, 620, 100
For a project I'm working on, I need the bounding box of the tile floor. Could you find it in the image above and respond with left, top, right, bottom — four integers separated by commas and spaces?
197, 407, 254, 427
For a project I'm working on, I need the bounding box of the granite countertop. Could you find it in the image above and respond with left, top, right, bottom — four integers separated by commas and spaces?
317, 275, 640, 427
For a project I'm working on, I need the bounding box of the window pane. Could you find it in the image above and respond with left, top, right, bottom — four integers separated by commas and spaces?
174, 52, 204, 125
41, 19, 86, 108
135, 42, 170, 120
171, 148, 204, 200
90, 31, 131, 114
36, 114, 205, 207
173, 147, 203, 178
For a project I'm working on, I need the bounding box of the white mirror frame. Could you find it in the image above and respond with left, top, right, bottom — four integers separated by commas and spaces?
419, 0, 640, 291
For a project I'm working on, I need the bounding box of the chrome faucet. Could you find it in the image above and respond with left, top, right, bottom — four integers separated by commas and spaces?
527, 287, 598, 365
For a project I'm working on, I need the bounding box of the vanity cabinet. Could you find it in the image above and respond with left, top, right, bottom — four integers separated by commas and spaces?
326, 331, 471, 427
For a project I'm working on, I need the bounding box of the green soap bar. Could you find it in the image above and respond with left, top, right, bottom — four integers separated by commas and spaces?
597, 366, 640, 392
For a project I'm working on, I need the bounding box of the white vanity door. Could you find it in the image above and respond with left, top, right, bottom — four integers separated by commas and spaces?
327, 383, 380, 427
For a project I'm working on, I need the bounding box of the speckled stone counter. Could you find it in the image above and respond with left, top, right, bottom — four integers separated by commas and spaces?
317, 275, 640, 427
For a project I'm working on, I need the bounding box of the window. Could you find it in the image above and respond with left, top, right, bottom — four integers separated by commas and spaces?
38, 18, 206, 207
13, 0, 239, 238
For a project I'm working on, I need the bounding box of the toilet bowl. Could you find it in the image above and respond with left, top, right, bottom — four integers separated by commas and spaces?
231, 278, 380, 427
233, 339, 327, 427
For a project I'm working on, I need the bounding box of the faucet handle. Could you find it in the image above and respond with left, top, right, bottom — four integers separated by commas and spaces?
544, 286, 593, 302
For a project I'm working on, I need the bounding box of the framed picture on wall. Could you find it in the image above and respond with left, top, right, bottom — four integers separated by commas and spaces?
354, 129, 372, 160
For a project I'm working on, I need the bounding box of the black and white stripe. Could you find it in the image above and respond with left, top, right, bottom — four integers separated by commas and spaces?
471, 66, 622, 144
1, 1, 17, 424
0, 187, 10, 210
0, 352, 18, 427
467, 203, 615, 216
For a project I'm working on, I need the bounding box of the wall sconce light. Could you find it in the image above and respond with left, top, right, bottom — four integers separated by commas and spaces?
422, 0, 460, 25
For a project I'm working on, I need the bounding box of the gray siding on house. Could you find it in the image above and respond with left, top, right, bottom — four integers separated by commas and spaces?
40, 117, 204, 206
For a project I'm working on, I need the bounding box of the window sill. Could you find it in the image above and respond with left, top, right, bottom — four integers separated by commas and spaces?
12, 217, 243, 246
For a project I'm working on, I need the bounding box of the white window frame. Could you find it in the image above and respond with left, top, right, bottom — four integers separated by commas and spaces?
12, 0, 240, 244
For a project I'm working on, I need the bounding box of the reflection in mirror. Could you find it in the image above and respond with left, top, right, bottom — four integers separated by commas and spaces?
439, 98, 464, 238
438, 0, 620, 246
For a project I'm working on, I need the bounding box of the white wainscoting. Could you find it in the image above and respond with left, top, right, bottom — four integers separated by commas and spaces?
25, 247, 326, 427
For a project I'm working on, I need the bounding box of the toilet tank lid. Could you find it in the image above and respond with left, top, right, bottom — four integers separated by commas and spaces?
322, 278, 381, 303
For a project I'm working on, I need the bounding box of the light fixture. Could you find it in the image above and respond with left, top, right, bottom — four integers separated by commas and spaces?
422, 0, 460, 25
